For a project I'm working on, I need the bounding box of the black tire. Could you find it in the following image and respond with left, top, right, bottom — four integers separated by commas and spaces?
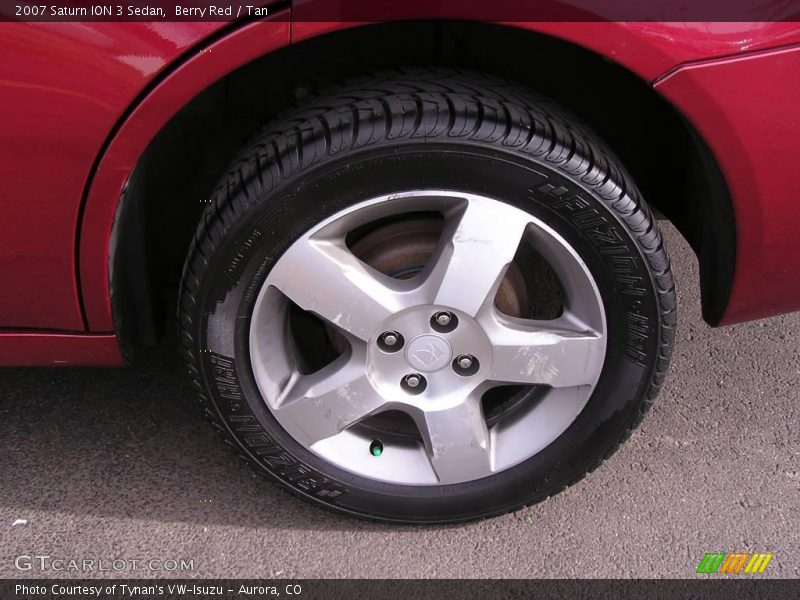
179, 68, 676, 523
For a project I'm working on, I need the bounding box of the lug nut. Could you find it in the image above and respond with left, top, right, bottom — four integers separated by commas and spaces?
377, 331, 404, 352
431, 311, 458, 333
401, 373, 427, 394
453, 354, 479, 376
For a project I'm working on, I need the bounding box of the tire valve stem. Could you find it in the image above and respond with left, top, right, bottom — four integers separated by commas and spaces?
369, 440, 384, 457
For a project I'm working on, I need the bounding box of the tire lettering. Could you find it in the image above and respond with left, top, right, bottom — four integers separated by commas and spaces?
209, 353, 242, 413
529, 180, 654, 367
223, 227, 263, 291
225, 408, 347, 499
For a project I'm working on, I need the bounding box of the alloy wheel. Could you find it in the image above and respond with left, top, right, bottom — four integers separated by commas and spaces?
249, 190, 607, 486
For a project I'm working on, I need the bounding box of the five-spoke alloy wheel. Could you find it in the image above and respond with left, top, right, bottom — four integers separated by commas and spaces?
180, 69, 675, 522
250, 191, 606, 486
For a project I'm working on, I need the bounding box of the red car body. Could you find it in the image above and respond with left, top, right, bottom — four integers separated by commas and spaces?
1, 7, 799, 366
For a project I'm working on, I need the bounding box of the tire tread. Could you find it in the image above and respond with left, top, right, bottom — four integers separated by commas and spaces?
179, 67, 677, 522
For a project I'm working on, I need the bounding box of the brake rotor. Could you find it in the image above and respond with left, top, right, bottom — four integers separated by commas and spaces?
349, 216, 530, 316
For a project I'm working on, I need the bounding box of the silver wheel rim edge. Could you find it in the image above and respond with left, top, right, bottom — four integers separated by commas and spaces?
248, 190, 607, 486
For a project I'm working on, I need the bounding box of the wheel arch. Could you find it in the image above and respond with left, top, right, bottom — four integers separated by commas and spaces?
81, 20, 735, 354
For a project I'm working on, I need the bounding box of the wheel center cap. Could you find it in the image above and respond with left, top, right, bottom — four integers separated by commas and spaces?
405, 334, 452, 372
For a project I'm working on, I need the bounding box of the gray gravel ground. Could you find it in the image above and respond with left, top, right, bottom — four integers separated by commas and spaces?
0, 223, 798, 579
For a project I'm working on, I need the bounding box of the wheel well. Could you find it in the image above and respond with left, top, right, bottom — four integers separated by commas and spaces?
113, 20, 734, 350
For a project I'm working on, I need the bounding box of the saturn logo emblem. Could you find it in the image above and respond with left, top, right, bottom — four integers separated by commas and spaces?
406, 335, 453, 372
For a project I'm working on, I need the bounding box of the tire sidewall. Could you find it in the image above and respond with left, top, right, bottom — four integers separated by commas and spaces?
193, 143, 661, 522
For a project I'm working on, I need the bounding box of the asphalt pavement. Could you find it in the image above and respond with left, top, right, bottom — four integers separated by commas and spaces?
1, 223, 798, 579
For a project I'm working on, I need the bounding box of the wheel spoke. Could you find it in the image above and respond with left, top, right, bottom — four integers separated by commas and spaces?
415, 397, 493, 484
485, 314, 605, 387
273, 349, 384, 446
425, 197, 529, 317
267, 237, 408, 341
